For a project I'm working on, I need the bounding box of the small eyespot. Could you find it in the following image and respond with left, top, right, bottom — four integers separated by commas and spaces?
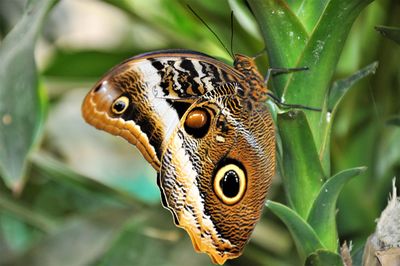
111, 96, 129, 115
213, 163, 246, 205
93, 81, 107, 93
185, 109, 207, 128
93, 84, 102, 93
184, 108, 211, 138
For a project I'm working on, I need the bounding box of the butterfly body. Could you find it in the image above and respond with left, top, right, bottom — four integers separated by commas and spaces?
82, 50, 275, 264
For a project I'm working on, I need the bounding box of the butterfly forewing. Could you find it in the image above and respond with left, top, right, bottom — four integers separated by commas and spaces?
82, 50, 243, 169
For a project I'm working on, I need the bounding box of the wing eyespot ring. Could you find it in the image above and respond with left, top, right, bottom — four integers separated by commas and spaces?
184, 108, 211, 138
213, 163, 246, 205
111, 96, 129, 115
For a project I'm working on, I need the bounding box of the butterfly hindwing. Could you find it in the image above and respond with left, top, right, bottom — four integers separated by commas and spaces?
159, 83, 275, 264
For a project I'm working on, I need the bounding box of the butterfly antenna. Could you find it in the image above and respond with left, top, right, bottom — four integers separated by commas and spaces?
230, 11, 234, 58
187, 5, 234, 60
267, 92, 321, 112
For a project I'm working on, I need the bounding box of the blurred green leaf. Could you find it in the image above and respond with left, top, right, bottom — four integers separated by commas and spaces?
30, 152, 140, 208
304, 249, 343, 266
0, 212, 42, 254
327, 62, 379, 113
387, 116, 400, 126
0, 0, 58, 190
332, 1, 399, 239
277, 110, 325, 218
351, 244, 365, 266
227, 0, 262, 41
10, 208, 132, 266
103, 0, 230, 56
94, 211, 213, 266
44, 89, 160, 203
375, 25, 400, 44
307, 167, 366, 251
94, 215, 160, 266
0, 193, 56, 232
266, 200, 324, 261
43, 50, 141, 79
374, 127, 400, 200
319, 62, 378, 172
250, 219, 293, 256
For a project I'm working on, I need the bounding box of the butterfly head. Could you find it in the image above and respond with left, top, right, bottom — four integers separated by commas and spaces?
233, 54, 267, 102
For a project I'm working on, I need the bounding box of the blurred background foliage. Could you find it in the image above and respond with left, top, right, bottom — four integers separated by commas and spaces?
0, 0, 399, 265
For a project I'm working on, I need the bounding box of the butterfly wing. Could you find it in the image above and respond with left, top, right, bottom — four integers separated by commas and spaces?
82, 50, 275, 265
159, 83, 275, 265
82, 50, 243, 170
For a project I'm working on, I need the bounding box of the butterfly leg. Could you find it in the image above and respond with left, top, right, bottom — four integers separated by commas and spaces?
263, 68, 322, 111
266, 92, 322, 111
264, 67, 309, 85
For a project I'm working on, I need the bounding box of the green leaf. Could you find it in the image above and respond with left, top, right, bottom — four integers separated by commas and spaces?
0, 0, 58, 190
266, 200, 325, 261
327, 62, 379, 113
282, 0, 374, 150
305, 249, 343, 266
319, 62, 378, 171
375, 25, 400, 45
307, 167, 366, 251
284, 0, 302, 12
277, 110, 325, 218
296, 0, 330, 33
247, 0, 309, 94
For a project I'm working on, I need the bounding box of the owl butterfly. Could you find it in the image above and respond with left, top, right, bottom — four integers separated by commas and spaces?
82, 49, 275, 264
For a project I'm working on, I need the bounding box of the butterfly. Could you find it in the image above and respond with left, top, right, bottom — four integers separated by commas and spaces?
82, 49, 275, 264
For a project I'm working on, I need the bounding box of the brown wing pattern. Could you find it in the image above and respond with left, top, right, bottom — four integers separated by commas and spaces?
82, 51, 242, 169
82, 50, 275, 265
159, 83, 275, 264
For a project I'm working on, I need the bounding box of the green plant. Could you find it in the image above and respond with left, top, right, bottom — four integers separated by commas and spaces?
0, 0, 57, 190
246, 0, 377, 264
1, 0, 399, 265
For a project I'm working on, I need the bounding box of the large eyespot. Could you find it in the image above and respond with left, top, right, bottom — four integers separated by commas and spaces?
111, 96, 129, 115
184, 108, 211, 138
213, 163, 246, 205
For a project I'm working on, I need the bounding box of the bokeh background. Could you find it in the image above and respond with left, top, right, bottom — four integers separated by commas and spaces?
0, 0, 399, 265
